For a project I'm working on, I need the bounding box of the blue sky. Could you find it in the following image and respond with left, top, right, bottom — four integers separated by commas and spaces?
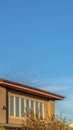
0, 0, 73, 122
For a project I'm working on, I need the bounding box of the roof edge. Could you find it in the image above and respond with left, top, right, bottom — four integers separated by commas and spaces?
0, 78, 65, 100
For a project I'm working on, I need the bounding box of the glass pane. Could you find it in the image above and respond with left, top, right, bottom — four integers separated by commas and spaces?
10, 96, 14, 116
40, 103, 43, 119
21, 98, 24, 117
35, 102, 38, 119
16, 97, 19, 117
26, 99, 29, 117
31, 101, 34, 112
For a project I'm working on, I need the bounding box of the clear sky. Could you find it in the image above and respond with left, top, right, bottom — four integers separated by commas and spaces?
0, 0, 73, 122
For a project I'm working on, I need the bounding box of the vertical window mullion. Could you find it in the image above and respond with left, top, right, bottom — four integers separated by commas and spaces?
29, 100, 31, 109
34, 101, 36, 119
43, 103, 44, 119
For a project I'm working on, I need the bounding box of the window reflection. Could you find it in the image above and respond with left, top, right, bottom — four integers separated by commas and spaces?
40, 103, 43, 119
31, 101, 34, 112
16, 97, 19, 117
21, 98, 24, 117
10, 96, 14, 116
26, 99, 29, 117
35, 102, 38, 119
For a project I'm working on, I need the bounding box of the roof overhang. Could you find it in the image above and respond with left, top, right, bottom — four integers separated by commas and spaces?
0, 78, 65, 100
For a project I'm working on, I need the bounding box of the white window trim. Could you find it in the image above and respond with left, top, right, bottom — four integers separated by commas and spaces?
9, 95, 44, 119
43, 103, 44, 119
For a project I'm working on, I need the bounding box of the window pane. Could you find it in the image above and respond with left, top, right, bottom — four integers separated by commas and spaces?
26, 99, 29, 117
35, 102, 38, 119
16, 97, 19, 117
21, 98, 24, 117
10, 96, 14, 116
31, 101, 34, 112
40, 103, 43, 119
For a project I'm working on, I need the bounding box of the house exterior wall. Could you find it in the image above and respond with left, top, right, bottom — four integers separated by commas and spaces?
8, 89, 55, 124
0, 86, 6, 124
48, 100, 55, 116
0, 86, 55, 126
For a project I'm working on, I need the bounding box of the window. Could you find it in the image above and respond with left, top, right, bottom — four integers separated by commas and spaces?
40, 103, 43, 119
26, 99, 29, 117
10, 96, 14, 116
9, 95, 44, 119
16, 97, 19, 117
35, 102, 38, 119
31, 101, 34, 112
21, 98, 24, 117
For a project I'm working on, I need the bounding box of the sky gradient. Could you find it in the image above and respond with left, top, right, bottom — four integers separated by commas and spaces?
0, 0, 73, 122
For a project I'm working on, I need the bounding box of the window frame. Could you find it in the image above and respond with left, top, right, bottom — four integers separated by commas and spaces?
9, 93, 44, 119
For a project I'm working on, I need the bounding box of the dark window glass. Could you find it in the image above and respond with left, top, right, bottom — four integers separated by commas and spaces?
21, 98, 24, 117
35, 102, 38, 119
31, 101, 34, 112
16, 97, 19, 117
26, 99, 29, 117
40, 103, 43, 119
10, 96, 14, 116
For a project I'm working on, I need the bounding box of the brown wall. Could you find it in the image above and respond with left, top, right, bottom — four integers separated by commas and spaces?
44, 100, 48, 118
0, 87, 55, 126
0, 86, 6, 124
48, 100, 55, 116
44, 100, 55, 119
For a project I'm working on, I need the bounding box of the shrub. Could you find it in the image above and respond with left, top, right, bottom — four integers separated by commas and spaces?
21, 110, 69, 130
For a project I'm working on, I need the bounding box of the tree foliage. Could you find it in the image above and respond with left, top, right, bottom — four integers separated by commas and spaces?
22, 111, 69, 130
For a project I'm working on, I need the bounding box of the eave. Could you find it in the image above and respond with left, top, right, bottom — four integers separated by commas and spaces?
0, 78, 65, 100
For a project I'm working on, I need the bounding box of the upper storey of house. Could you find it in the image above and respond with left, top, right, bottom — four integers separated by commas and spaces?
0, 78, 65, 129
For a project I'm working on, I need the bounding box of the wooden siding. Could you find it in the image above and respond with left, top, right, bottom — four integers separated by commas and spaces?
0, 86, 6, 123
